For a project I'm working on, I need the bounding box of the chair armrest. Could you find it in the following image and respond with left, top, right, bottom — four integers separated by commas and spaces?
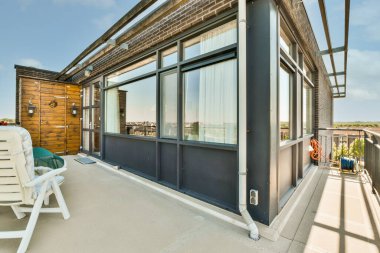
34, 167, 53, 176
25, 167, 67, 187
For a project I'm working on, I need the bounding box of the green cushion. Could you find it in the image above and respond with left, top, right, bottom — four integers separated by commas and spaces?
33, 147, 65, 169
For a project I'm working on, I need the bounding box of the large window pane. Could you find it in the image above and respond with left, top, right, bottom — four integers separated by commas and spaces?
183, 20, 237, 60
303, 85, 313, 134
160, 71, 177, 139
105, 76, 156, 137
183, 59, 237, 144
280, 67, 291, 142
106, 56, 156, 86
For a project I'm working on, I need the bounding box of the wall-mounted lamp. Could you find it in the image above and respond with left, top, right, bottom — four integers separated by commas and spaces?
71, 103, 78, 116
28, 99, 36, 116
84, 65, 93, 77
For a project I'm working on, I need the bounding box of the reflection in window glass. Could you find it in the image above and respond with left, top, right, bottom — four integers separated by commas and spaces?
160, 71, 177, 138
303, 85, 313, 134
280, 67, 291, 142
83, 87, 90, 107
183, 20, 237, 60
161, 46, 178, 67
183, 59, 237, 144
303, 64, 313, 80
92, 82, 101, 106
92, 108, 101, 130
280, 30, 292, 55
83, 131, 89, 151
83, 109, 90, 129
106, 56, 156, 86
105, 76, 156, 137
92, 131, 100, 156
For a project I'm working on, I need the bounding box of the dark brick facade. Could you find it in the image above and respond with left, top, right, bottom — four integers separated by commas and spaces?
279, 0, 334, 160
279, 1, 334, 130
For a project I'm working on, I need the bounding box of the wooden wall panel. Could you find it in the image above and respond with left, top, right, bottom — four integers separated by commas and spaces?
20, 78, 81, 155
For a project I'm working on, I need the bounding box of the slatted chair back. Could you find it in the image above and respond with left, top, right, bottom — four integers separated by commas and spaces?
0, 128, 35, 206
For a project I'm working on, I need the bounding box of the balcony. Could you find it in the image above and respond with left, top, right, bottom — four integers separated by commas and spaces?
2, 139, 380, 252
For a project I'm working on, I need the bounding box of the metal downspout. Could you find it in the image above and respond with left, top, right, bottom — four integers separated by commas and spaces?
238, 0, 260, 240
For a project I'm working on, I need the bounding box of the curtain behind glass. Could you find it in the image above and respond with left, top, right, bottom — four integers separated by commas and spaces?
105, 89, 120, 133
200, 21, 236, 53
189, 60, 237, 144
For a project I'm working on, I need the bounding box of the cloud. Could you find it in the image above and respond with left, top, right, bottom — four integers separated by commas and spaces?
0, 64, 3, 71
351, 0, 380, 42
18, 58, 43, 69
92, 13, 117, 30
52, 0, 116, 8
345, 49, 380, 100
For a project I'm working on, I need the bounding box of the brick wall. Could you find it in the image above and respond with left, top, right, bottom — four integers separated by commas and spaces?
72, 0, 238, 83
279, 1, 334, 160
279, 1, 333, 130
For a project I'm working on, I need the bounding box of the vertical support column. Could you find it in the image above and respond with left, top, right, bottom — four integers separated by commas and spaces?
247, 0, 279, 225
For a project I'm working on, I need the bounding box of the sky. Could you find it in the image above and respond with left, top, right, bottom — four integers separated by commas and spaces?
0, 0, 379, 122
0, 0, 139, 119
304, 0, 380, 122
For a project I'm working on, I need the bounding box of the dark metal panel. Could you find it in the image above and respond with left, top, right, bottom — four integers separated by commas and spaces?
279, 147, 293, 201
104, 135, 156, 177
182, 146, 238, 211
159, 143, 177, 186
246, 0, 279, 225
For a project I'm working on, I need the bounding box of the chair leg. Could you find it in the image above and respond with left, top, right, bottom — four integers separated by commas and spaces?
51, 179, 70, 220
11, 205, 26, 219
44, 195, 50, 206
17, 181, 48, 253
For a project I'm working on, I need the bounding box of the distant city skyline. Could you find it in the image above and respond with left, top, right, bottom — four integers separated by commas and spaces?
0, 0, 379, 122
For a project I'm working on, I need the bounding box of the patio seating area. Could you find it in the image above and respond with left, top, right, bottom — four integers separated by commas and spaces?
1, 156, 379, 253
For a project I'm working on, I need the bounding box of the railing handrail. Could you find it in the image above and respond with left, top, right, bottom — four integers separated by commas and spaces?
364, 129, 380, 139
315, 127, 364, 132
315, 128, 380, 138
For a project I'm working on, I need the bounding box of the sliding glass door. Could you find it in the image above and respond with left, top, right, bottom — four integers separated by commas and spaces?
82, 80, 101, 157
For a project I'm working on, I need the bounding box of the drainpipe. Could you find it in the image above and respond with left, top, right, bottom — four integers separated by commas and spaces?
238, 0, 260, 240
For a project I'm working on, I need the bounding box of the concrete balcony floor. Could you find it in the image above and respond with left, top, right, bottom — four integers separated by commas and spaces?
1, 156, 380, 253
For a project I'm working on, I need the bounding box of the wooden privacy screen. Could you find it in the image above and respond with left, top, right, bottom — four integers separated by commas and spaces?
20, 77, 81, 155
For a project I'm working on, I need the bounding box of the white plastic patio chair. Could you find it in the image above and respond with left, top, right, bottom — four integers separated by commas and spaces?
0, 126, 70, 253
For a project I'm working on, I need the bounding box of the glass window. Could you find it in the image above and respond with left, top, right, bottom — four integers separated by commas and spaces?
105, 76, 156, 137
183, 20, 237, 60
83, 109, 90, 129
280, 30, 292, 56
92, 82, 101, 106
160, 71, 178, 139
83, 87, 90, 107
303, 64, 312, 80
183, 59, 237, 144
280, 67, 291, 142
161, 46, 178, 67
82, 131, 89, 151
106, 56, 156, 86
303, 85, 313, 135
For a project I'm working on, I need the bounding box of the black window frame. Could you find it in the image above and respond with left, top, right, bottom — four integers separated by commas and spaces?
101, 14, 239, 150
